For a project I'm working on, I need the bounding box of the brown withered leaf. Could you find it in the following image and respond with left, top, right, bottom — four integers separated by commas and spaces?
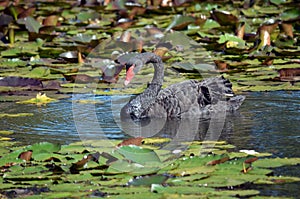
278, 68, 300, 84
18, 7, 35, 19
244, 157, 258, 164
43, 15, 59, 26
154, 47, 169, 58
69, 152, 100, 174
214, 60, 228, 71
271, 179, 287, 183
206, 156, 229, 166
258, 29, 271, 47
0, 0, 10, 7
210, 9, 239, 26
259, 22, 279, 35
145, 26, 164, 37
236, 22, 245, 39
261, 57, 274, 66
119, 30, 131, 43
129, 6, 146, 20
18, 150, 33, 161
117, 137, 144, 147
280, 22, 294, 38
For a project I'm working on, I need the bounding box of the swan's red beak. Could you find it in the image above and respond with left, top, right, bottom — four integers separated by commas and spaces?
124, 64, 135, 86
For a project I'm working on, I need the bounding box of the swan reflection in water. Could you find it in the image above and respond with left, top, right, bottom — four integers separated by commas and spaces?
115, 52, 245, 153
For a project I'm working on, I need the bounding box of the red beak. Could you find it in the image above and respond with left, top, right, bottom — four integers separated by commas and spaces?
124, 64, 135, 86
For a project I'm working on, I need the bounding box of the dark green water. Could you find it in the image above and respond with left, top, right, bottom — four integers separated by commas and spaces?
1, 91, 299, 197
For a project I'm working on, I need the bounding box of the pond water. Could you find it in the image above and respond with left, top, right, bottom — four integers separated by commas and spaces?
1, 91, 299, 197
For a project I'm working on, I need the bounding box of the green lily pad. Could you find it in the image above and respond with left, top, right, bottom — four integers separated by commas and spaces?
25, 142, 61, 154
218, 33, 246, 47
253, 157, 300, 168
28, 67, 50, 78
201, 19, 221, 30
117, 145, 161, 165
281, 8, 300, 20
17, 16, 42, 33
128, 174, 169, 186
166, 15, 195, 31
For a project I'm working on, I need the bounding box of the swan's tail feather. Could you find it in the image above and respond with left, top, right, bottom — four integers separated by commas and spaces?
199, 76, 245, 111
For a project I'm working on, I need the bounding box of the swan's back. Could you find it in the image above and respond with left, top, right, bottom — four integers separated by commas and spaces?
145, 76, 244, 118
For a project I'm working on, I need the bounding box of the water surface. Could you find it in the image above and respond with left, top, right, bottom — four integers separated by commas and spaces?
1, 91, 299, 197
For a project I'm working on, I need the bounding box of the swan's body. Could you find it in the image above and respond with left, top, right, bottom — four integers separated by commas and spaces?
120, 52, 245, 120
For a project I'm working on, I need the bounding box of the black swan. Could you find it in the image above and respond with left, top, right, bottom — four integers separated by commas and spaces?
120, 52, 245, 121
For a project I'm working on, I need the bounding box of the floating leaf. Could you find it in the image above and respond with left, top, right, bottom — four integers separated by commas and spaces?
201, 19, 221, 30
77, 11, 100, 22
218, 33, 246, 47
17, 16, 42, 33
210, 9, 239, 26
18, 150, 32, 161
166, 15, 195, 31
270, 0, 287, 5
28, 67, 50, 78
117, 145, 161, 165
281, 8, 300, 21
0, 130, 14, 135
206, 156, 229, 166
128, 174, 169, 186
17, 92, 57, 105
26, 142, 61, 154
0, 76, 43, 87
0, 113, 34, 118
117, 137, 144, 147
253, 157, 300, 168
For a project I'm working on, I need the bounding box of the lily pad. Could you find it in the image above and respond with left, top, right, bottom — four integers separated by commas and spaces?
0, 113, 34, 118
117, 145, 161, 165
17, 92, 57, 105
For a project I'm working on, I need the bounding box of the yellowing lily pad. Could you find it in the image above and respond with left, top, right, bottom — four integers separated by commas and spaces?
0, 113, 34, 118
17, 92, 57, 105
0, 130, 14, 135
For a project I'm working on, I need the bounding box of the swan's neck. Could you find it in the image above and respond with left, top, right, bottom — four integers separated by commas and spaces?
136, 52, 164, 85
123, 53, 164, 119
151, 61, 164, 85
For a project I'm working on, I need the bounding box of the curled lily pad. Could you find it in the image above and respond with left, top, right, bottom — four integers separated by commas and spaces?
210, 9, 239, 26
166, 15, 195, 31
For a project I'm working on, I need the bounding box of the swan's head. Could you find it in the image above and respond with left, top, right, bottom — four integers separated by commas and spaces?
124, 59, 143, 86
